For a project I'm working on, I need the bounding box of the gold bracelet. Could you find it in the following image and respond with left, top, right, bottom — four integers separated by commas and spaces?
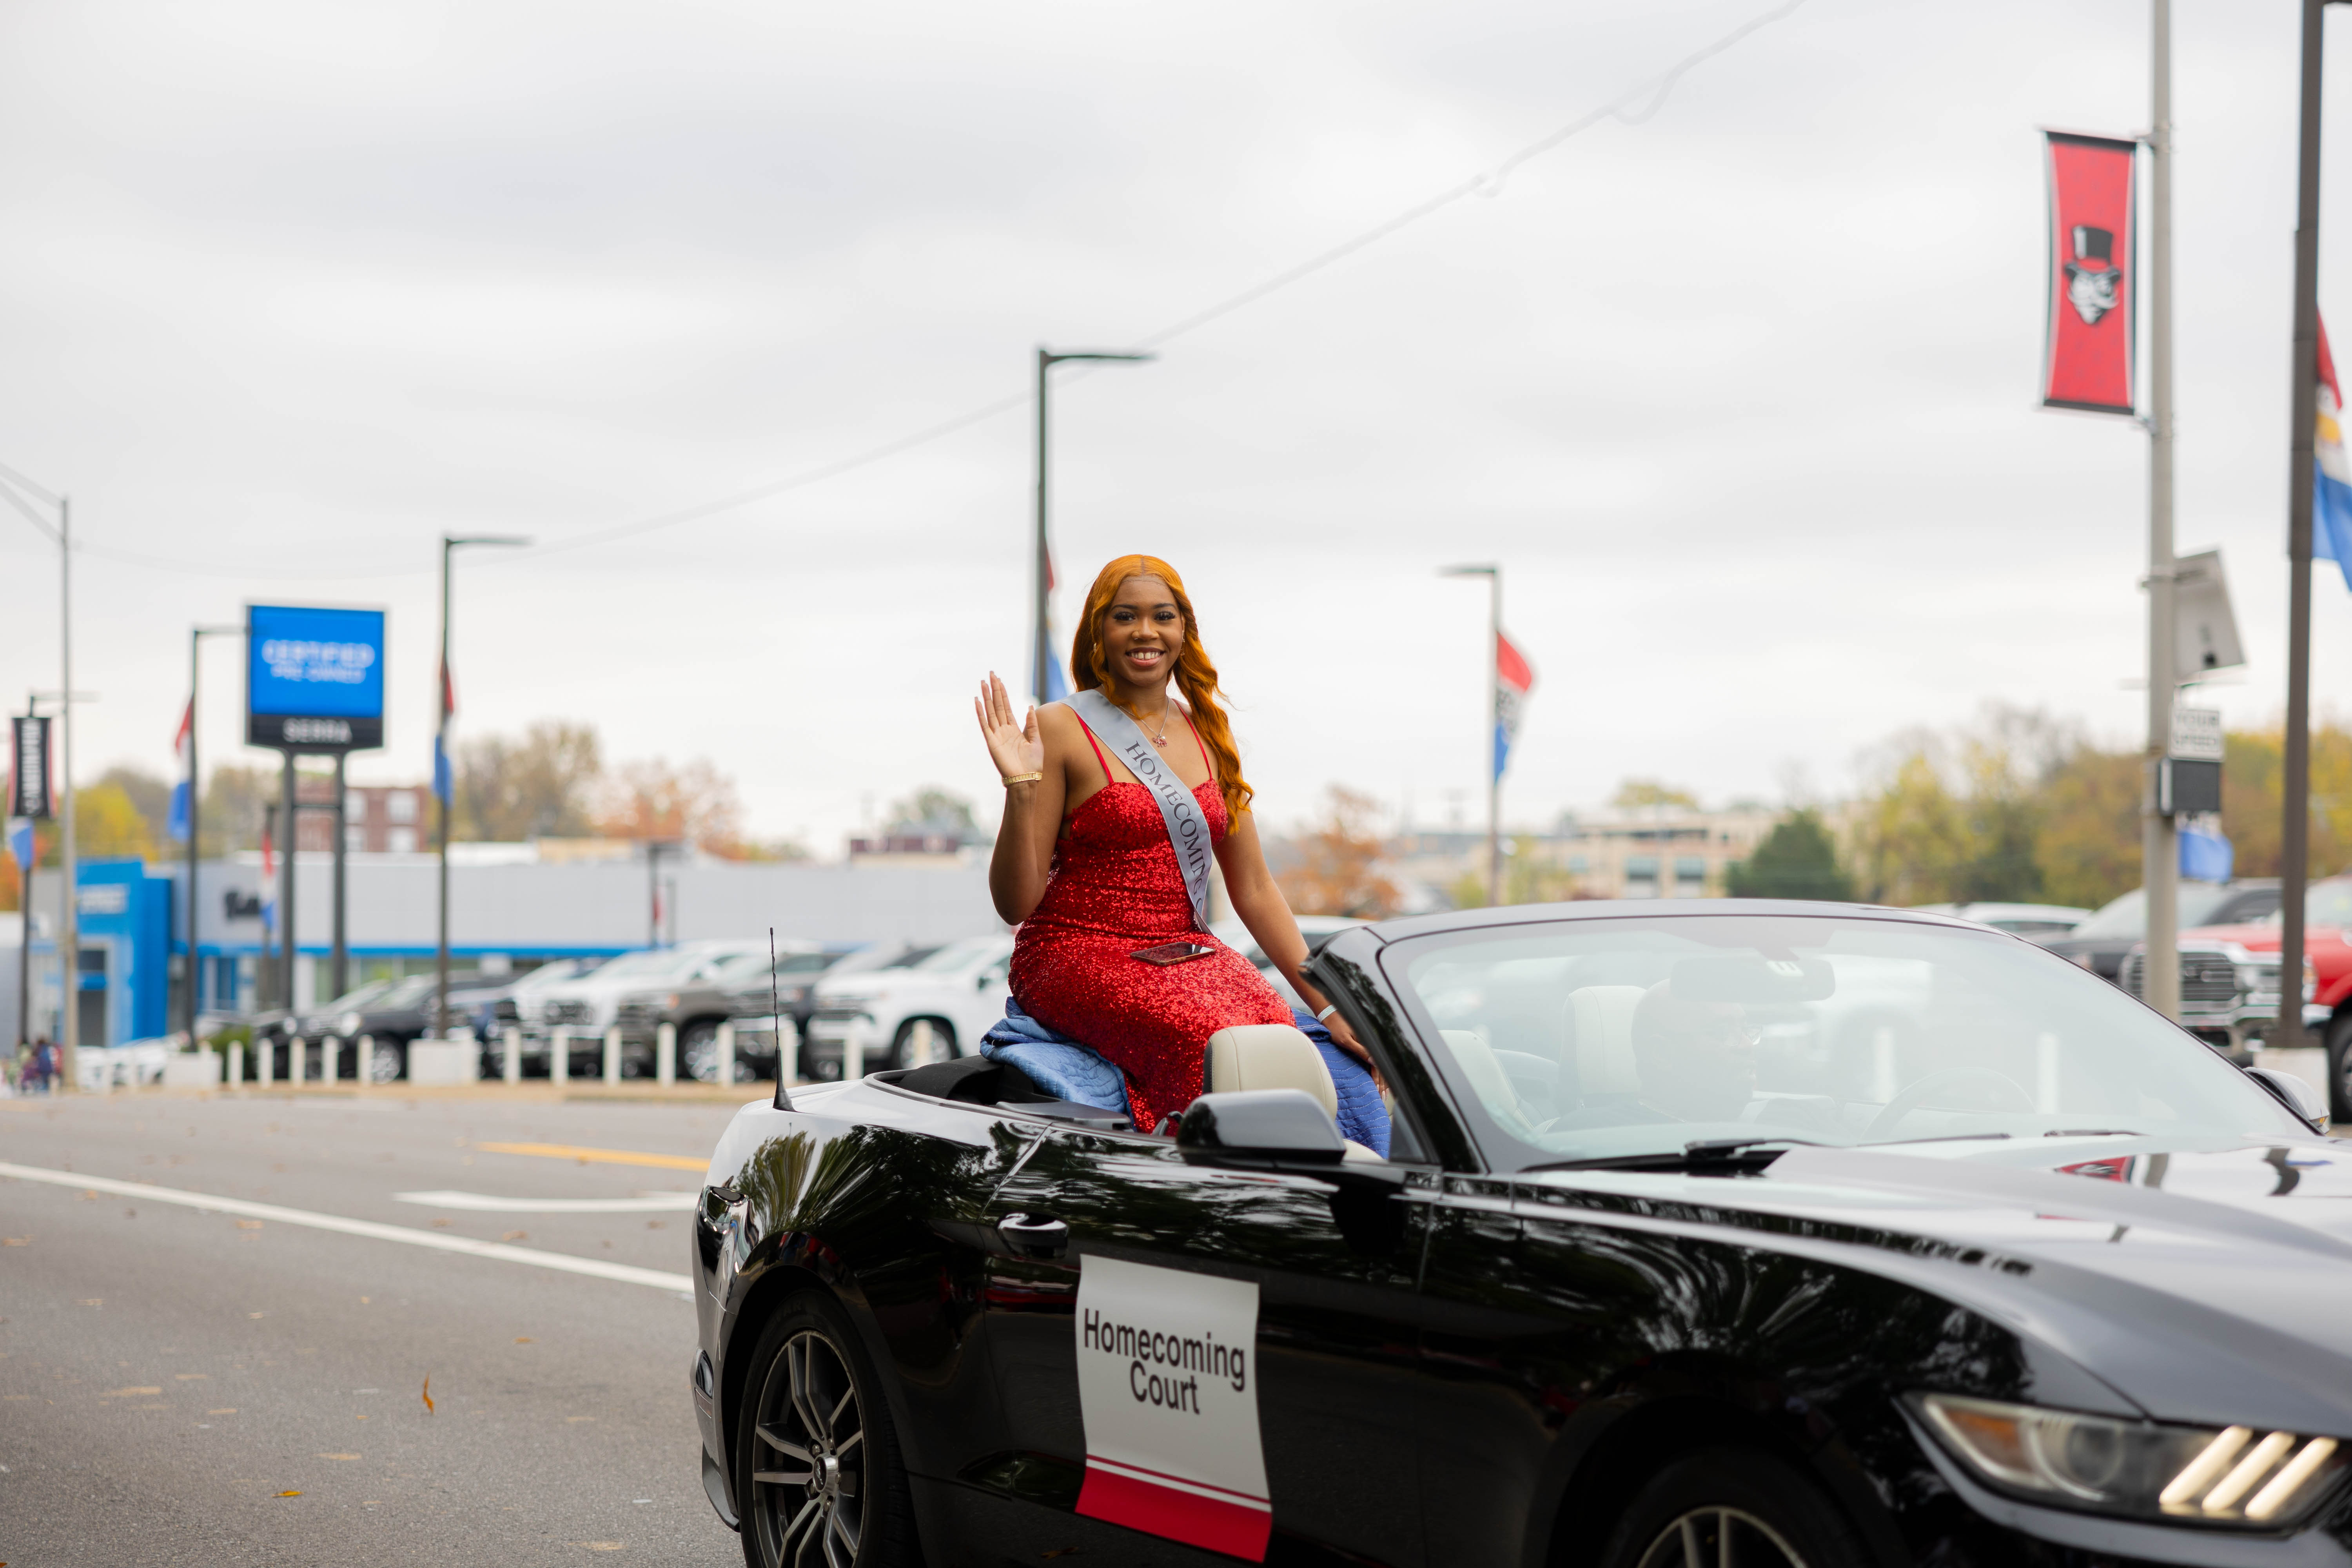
1001, 771, 1044, 787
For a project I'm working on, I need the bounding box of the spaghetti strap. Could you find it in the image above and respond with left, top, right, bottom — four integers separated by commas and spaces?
1185, 711, 1212, 775
1072, 715, 1114, 787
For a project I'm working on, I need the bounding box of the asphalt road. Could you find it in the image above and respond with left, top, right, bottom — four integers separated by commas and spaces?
0, 1088, 755, 1566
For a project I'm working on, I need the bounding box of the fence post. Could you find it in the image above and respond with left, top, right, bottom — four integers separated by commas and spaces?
349, 1034, 368, 1087
656, 1021, 675, 1088
503, 1026, 521, 1085
716, 1020, 735, 1087
552, 1027, 570, 1083
227, 1042, 244, 1089
603, 1025, 622, 1084
258, 1035, 274, 1087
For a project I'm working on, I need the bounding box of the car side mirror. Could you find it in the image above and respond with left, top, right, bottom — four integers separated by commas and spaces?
2245, 1066, 2332, 1134
1176, 1089, 1345, 1166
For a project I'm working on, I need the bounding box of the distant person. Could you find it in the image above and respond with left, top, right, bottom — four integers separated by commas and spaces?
976, 554, 1385, 1137
33, 1037, 57, 1094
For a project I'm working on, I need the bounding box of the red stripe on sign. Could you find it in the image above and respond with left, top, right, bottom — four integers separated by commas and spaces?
1076, 1462, 1272, 1561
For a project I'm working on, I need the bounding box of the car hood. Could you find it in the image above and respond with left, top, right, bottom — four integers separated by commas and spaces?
1532, 1140, 2352, 1436
2185, 920, 2352, 962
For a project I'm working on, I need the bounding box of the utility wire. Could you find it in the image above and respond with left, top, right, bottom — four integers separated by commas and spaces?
61, 0, 1808, 580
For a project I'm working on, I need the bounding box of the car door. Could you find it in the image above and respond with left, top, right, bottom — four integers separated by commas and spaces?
975, 1119, 1437, 1567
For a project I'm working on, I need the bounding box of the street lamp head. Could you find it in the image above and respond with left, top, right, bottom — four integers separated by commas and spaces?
1041, 349, 1158, 367
1439, 563, 1499, 579
444, 534, 535, 550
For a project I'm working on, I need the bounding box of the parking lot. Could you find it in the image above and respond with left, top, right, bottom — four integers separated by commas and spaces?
0, 1088, 753, 1566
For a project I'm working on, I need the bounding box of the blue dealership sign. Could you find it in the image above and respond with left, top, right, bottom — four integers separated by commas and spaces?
245, 604, 386, 750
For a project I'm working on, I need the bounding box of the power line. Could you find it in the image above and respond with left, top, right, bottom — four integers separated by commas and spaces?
63, 0, 1808, 580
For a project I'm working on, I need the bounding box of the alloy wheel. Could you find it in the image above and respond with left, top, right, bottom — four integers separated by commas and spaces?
367, 1045, 402, 1085
1634, 1505, 1811, 1568
750, 1329, 867, 1568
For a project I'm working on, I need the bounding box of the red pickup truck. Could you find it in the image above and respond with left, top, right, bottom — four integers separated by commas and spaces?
2137, 876, 2352, 1118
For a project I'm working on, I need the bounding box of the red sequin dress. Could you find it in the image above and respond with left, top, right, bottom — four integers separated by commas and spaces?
1009, 714, 1294, 1131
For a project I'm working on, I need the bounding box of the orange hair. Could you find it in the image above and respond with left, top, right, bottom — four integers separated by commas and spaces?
1071, 555, 1254, 821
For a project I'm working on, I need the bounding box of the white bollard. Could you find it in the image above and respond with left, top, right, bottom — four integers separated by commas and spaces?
843, 1020, 866, 1083
552, 1027, 571, 1083
503, 1026, 521, 1085
227, 1042, 244, 1089
603, 1025, 622, 1084
1871, 1026, 1897, 1105
715, 1020, 736, 1087
656, 1021, 675, 1088
258, 1036, 274, 1087
356, 1034, 374, 1087
907, 1018, 936, 1068
780, 1016, 799, 1089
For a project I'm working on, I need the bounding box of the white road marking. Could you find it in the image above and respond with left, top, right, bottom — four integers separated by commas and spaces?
0, 1161, 692, 1294
394, 1190, 697, 1214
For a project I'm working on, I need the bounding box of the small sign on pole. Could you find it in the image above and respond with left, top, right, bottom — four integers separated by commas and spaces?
2169, 704, 2225, 762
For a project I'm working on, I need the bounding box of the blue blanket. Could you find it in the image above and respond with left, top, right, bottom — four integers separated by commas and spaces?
979, 998, 1390, 1157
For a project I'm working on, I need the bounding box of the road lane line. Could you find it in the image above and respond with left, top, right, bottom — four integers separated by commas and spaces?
394, 1190, 697, 1213
0, 1161, 692, 1294
474, 1142, 708, 1172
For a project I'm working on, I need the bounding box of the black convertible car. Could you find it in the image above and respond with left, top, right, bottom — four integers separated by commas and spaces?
688, 900, 2350, 1568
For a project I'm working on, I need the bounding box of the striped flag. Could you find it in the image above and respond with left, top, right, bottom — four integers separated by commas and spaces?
2314, 313, 2352, 593
1494, 632, 1534, 780
168, 698, 193, 841
432, 659, 455, 806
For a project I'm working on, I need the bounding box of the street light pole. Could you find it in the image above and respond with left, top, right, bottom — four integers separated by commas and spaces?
435, 534, 531, 1044
182, 624, 243, 1038
2142, 0, 2182, 1022
0, 464, 75, 1083
2281, 0, 2342, 1051
1441, 564, 1504, 906
1034, 348, 1155, 704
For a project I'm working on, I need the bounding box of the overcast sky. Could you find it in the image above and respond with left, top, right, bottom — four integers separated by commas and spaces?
6, 0, 2352, 852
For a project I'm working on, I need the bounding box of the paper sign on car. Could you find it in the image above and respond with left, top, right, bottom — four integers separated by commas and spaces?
1073, 1255, 1270, 1561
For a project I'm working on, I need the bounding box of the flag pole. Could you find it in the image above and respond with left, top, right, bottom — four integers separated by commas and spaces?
2141, 0, 2181, 1022
1487, 569, 1502, 907
2281, 0, 2328, 1052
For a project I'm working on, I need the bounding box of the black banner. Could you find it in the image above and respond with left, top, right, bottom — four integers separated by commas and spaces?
10, 716, 51, 819
245, 713, 382, 752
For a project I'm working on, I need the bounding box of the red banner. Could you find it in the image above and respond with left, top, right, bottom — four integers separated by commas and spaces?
2042, 131, 2138, 415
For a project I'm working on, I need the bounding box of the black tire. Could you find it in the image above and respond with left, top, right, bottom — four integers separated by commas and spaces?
734, 1291, 920, 1568
1595, 1448, 1866, 1568
887, 1019, 954, 1072
2327, 1013, 2352, 1123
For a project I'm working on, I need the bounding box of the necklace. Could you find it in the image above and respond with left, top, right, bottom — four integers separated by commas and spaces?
1143, 703, 1173, 748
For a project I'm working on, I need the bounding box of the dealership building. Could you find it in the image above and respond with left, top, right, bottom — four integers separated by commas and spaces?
7, 845, 1001, 1047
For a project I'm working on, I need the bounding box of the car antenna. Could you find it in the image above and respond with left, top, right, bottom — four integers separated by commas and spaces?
769, 926, 795, 1111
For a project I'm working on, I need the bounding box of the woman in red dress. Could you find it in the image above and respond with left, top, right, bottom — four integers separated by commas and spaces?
975, 554, 1378, 1132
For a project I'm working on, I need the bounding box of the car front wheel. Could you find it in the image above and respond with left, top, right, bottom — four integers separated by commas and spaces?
735, 1292, 918, 1568
1595, 1448, 1865, 1568
367, 1042, 404, 1084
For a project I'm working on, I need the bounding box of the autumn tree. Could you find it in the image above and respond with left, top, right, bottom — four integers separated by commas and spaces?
1278, 787, 1403, 918
594, 756, 749, 857
1852, 706, 2072, 904
455, 720, 603, 841
1612, 779, 1700, 809
2033, 745, 2141, 907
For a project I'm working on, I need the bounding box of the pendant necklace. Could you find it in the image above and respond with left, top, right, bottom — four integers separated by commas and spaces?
1145, 704, 1172, 748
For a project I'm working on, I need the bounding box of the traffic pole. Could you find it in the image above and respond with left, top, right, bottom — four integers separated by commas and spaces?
2141, 0, 2181, 1022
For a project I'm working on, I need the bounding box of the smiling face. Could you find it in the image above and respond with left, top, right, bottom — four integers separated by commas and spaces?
1101, 574, 1186, 697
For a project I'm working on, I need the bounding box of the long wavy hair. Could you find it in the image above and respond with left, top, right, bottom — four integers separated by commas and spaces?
1071, 555, 1253, 821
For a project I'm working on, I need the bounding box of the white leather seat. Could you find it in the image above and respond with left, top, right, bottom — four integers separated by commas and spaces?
1207, 1024, 1336, 1114
1562, 985, 1646, 1099
1204, 1025, 1381, 1160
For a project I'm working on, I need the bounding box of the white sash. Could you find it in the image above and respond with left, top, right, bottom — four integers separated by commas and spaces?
1067, 689, 1216, 934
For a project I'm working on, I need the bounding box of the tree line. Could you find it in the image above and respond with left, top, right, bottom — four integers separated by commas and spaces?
0, 721, 799, 911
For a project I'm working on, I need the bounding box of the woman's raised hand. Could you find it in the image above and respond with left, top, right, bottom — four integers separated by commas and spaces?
975, 672, 1045, 781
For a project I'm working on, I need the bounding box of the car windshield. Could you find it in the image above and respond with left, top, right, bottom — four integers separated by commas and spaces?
908, 938, 1004, 973
1387, 913, 2309, 1171
2070, 883, 2235, 939
590, 947, 730, 982
2307, 882, 2352, 929
320, 980, 397, 1012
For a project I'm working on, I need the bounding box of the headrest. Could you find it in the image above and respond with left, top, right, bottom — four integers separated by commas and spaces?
1564, 985, 1645, 1098
1206, 1025, 1336, 1117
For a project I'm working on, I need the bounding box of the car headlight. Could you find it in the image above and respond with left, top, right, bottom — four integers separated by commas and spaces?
338, 1013, 362, 1035
1916, 1394, 2344, 1527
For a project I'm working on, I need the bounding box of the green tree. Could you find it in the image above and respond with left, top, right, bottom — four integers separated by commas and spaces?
2033, 745, 2140, 907
1726, 810, 1854, 900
